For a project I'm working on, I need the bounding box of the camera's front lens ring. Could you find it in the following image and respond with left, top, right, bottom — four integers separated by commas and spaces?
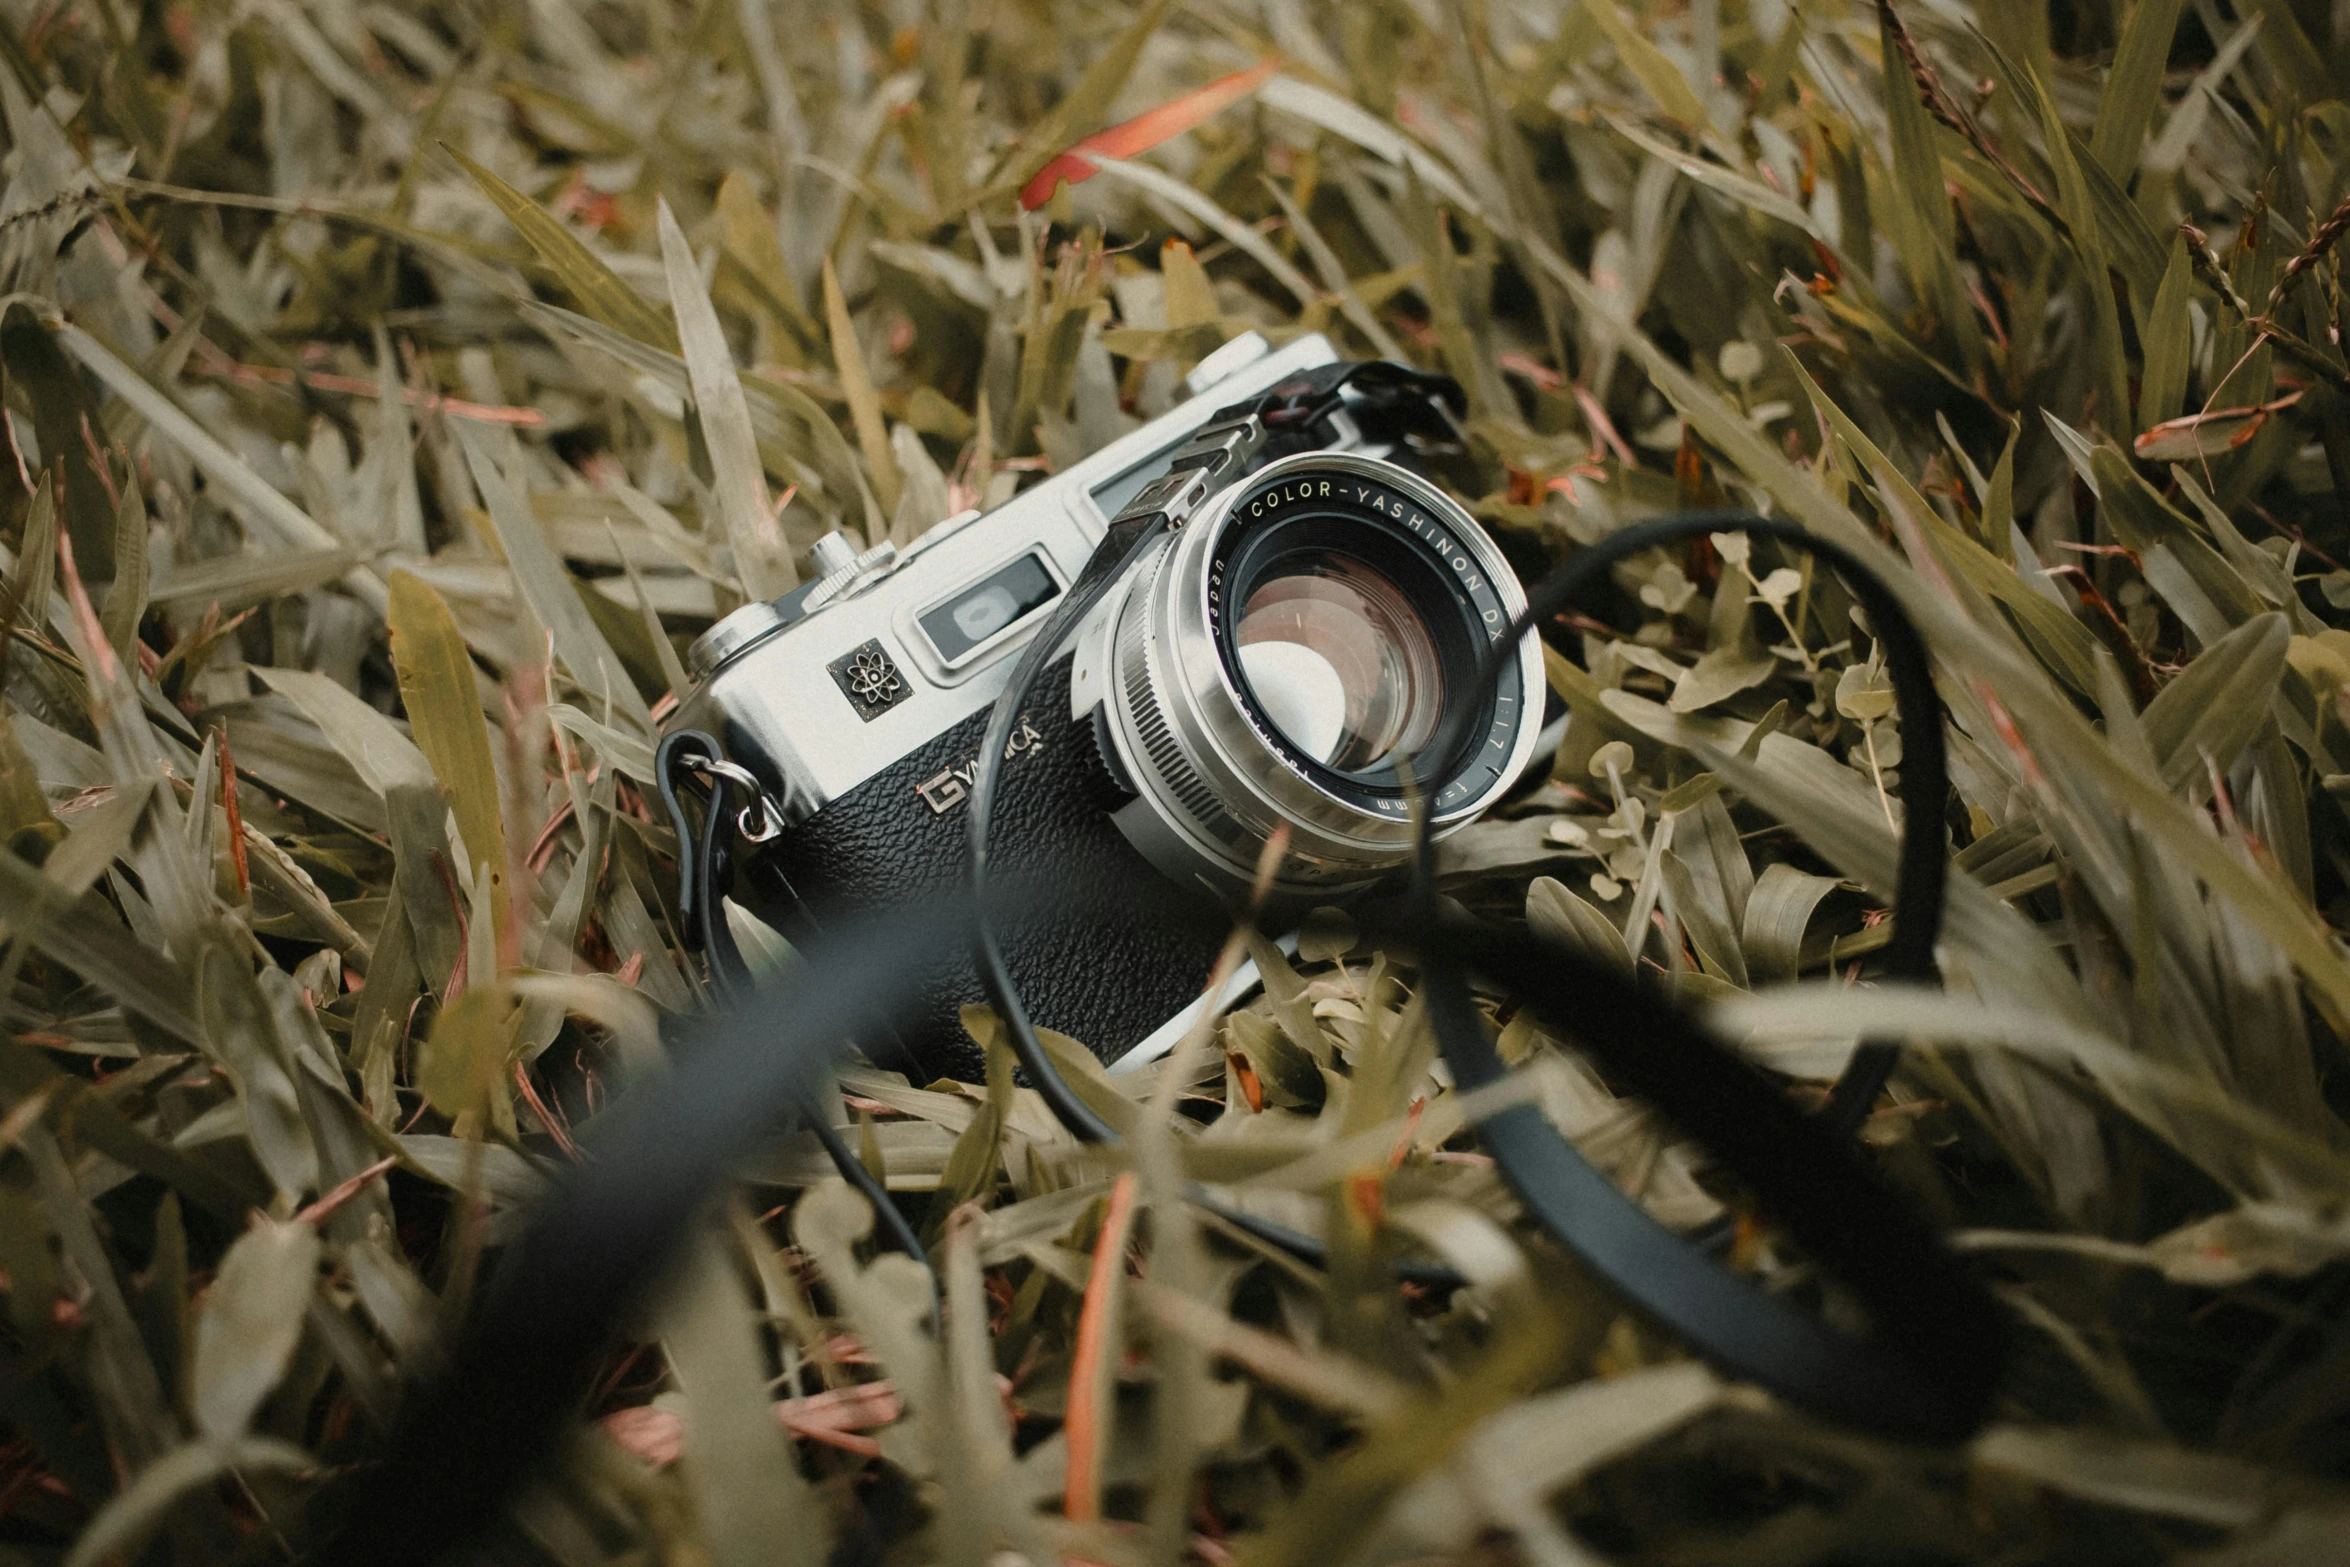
1101, 451, 1544, 894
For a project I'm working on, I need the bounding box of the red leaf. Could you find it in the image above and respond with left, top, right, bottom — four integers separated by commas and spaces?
2132, 390, 2300, 462
1061, 1172, 1139, 1523
220, 730, 250, 900
1020, 58, 1281, 211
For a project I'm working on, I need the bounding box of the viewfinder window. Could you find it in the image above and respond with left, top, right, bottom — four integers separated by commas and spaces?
919, 552, 1058, 663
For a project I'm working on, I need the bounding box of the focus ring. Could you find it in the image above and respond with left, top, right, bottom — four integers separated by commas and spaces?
1116, 602, 1243, 849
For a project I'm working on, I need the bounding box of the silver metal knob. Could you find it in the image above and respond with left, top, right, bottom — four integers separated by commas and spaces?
807, 531, 859, 578
687, 599, 786, 677
802, 539, 899, 613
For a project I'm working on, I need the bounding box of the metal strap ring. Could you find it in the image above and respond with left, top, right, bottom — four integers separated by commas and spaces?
684, 755, 783, 843
686, 756, 759, 792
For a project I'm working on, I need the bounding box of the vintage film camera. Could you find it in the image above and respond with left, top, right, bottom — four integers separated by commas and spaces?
670, 333, 1547, 1082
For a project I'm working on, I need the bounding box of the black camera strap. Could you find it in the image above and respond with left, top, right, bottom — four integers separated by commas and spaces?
1408, 908, 2001, 1438
1402, 512, 2000, 1440
951, 384, 2004, 1438
331, 372, 2007, 1562
329, 901, 985, 1567
655, 729, 932, 1270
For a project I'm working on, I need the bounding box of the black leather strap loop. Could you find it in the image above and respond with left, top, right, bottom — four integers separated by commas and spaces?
655, 728, 930, 1269
1404, 510, 2000, 1440
1403, 910, 2004, 1441
654, 728, 726, 953
1416, 513, 1948, 1133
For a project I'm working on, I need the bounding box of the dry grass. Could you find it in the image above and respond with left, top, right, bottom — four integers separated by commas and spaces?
0, 0, 2346, 1562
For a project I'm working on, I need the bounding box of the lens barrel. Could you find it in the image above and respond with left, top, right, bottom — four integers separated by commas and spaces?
1094, 451, 1543, 898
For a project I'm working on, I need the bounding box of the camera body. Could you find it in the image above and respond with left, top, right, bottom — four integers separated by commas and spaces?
672, 333, 1543, 1082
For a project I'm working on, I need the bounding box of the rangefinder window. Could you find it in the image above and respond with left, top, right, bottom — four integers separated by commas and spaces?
917, 551, 1060, 665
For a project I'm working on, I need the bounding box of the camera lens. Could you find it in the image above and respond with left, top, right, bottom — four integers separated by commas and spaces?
1092, 452, 1542, 897
1232, 553, 1444, 772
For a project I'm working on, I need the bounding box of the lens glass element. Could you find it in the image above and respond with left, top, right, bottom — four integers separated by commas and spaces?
1232, 552, 1445, 773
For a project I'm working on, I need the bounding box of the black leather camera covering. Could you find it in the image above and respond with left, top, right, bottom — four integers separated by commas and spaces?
741, 656, 1230, 1083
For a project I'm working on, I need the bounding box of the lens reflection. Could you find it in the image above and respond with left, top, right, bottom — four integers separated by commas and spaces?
1233, 553, 1444, 773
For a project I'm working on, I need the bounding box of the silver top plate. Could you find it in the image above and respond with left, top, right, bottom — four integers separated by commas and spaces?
670, 332, 1342, 822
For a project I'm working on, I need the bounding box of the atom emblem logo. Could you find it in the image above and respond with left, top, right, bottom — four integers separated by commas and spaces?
845, 648, 898, 703
826, 639, 913, 720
